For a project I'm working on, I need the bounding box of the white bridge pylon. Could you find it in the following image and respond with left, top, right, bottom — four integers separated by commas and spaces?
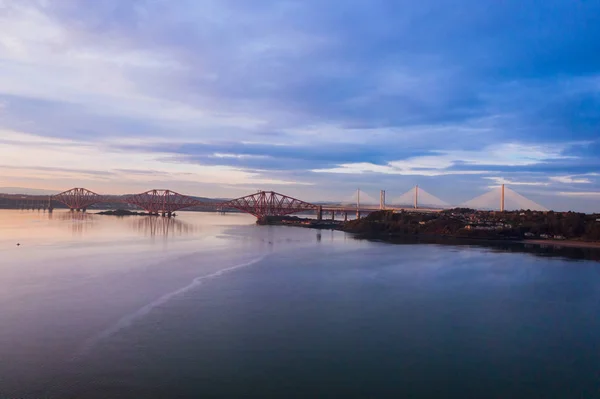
389, 186, 449, 209
341, 189, 380, 207
461, 185, 548, 211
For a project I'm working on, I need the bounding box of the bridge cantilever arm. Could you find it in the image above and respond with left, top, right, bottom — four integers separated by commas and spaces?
219, 191, 318, 218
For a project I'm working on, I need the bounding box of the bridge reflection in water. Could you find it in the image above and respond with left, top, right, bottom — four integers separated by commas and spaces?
130, 216, 196, 237
49, 209, 96, 236
38, 210, 197, 238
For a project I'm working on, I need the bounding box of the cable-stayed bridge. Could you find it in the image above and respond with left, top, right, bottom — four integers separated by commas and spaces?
389, 185, 450, 209
460, 185, 547, 211
339, 186, 448, 210
0, 184, 548, 220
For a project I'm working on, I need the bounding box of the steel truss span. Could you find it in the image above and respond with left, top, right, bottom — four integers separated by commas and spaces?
47, 188, 319, 217
124, 189, 203, 214
52, 188, 104, 210
222, 191, 318, 219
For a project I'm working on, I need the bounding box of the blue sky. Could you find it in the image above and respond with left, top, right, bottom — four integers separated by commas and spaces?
0, 0, 599, 211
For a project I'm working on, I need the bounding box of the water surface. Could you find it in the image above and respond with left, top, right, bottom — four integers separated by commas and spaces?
1, 210, 599, 398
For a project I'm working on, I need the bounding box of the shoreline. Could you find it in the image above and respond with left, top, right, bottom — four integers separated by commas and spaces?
350, 231, 600, 250
523, 239, 600, 249
263, 218, 600, 250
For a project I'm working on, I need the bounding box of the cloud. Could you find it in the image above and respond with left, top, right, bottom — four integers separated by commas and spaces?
312, 162, 487, 177
211, 153, 270, 160
2, 0, 597, 143
557, 192, 600, 198
1, 1, 600, 210
312, 142, 578, 176
549, 175, 593, 184
0, 131, 314, 193
484, 177, 549, 187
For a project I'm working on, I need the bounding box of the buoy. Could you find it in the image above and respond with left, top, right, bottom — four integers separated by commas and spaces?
16, 243, 20, 246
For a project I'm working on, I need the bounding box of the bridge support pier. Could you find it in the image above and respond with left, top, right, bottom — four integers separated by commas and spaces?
344, 212, 348, 222
82, 208, 86, 213
168, 211, 172, 218
162, 212, 166, 217
356, 210, 361, 219
317, 206, 323, 221
331, 211, 335, 221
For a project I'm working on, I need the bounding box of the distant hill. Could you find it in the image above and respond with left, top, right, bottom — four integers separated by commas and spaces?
0, 188, 332, 207
0, 187, 59, 195
0, 188, 230, 201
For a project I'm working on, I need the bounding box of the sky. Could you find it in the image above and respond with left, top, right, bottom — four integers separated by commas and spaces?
0, 0, 599, 211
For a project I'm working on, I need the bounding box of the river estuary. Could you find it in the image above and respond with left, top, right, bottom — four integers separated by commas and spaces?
1, 210, 599, 398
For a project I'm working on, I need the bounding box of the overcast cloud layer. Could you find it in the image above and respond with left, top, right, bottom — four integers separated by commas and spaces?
0, 0, 599, 211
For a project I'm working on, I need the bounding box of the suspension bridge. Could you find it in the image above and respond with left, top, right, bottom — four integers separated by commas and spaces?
0, 184, 547, 221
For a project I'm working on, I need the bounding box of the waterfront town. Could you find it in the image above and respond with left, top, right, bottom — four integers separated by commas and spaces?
271, 208, 600, 245
341, 208, 600, 243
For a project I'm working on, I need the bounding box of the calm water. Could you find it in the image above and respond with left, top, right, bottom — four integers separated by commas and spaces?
1, 210, 599, 398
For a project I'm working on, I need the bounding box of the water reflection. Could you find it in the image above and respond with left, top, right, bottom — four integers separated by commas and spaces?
52, 210, 95, 222
9, 209, 600, 262
2, 210, 600, 399
354, 234, 600, 262
53, 210, 96, 236
42, 211, 198, 238
129, 216, 196, 237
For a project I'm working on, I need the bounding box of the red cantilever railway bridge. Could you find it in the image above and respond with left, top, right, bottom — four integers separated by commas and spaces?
2, 187, 439, 220
52, 188, 321, 219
